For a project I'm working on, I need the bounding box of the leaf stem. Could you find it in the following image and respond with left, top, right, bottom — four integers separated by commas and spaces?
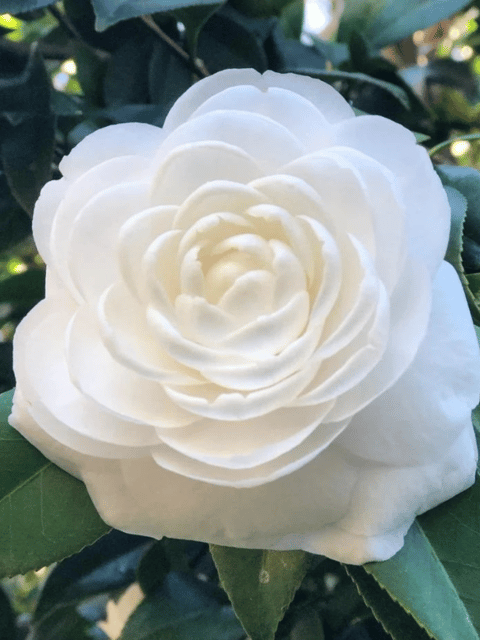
140, 15, 209, 78
429, 133, 480, 157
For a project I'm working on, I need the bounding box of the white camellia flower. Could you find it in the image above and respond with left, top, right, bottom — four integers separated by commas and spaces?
9, 69, 480, 564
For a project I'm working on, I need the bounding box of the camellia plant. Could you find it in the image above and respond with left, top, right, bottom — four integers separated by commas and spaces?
2, 1, 480, 640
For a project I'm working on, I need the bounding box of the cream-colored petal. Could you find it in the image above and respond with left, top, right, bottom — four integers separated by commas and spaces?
67, 305, 198, 429
118, 205, 178, 301
336, 261, 480, 465
150, 141, 263, 205
155, 111, 305, 174
98, 282, 201, 386
59, 123, 164, 179
333, 115, 450, 275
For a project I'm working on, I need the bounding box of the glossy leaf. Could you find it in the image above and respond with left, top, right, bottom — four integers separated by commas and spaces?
229, 0, 293, 17
0, 48, 54, 215
0, 389, 110, 578
436, 165, 480, 323
350, 522, 478, 640
0, 172, 32, 252
34, 530, 151, 621
121, 572, 244, 640
0, 0, 55, 14
210, 546, 309, 640
91, 0, 227, 30
173, 3, 224, 57
0, 269, 45, 304
197, 11, 269, 73
338, 0, 473, 48
148, 39, 192, 118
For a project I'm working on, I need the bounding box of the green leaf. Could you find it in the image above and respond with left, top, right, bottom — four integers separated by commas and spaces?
148, 39, 192, 116
0, 389, 110, 578
349, 522, 479, 640
338, 0, 473, 49
31, 605, 97, 640
418, 425, 480, 635
197, 11, 268, 73
103, 34, 154, 107
279, 0, 304, 40
228, 0, 294, 17
210, 546, 309, 640
91, 0, 225, 30
287, 68, 411, 111
0, 0, 56, 14
0, 586, 17, 640
0, 47, 55, 215
121, 572, 245, 640
137, 540, 170, 595
0, 269, 45, 304
436, 165, 480, 323
0, 172, 32, 253
173, 3, 224, 57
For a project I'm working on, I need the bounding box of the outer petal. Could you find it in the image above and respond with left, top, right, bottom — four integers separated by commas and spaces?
79, 424, 476, 564
59, 123, 164, 179
336, 261, 480, 464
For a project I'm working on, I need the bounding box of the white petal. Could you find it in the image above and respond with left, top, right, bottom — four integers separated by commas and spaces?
191, 85, 334, 151
151, 417, 348, 487
150, 141, 263, 205
59, 123, 164, 179
174, 180, 266, 231
333, 115, 450, 275
51, 156, 149, 300
98, 282, 201, 386
164, 360, 318, 421
12, 299, 160, 456
118, 205, 178, 300
336, 261, 480, 464
325, 258, 432, 422
156, 111, 305, 174
67, 305, 198, 429
32, 178, 67, 264
69, 181, 149, 302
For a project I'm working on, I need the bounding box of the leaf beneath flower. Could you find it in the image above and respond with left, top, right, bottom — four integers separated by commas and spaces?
0, 389, 110, 578
210, 545, 310, 640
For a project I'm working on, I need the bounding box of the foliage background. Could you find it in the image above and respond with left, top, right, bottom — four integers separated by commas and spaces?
2, 1, 480, 639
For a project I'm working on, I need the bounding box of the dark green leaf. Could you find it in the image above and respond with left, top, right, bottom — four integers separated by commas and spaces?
173, 3, 224, 57
31, 605, 96, 640
197, 12, 268, 73
350, 522, 479, 640
91, 0, 226, 30
0, 0, 55, 14
228, 0, 293, 17
418, 424, 480, 635
436, 165, 480, 323
0, 389, 110, 578
148, 39, 192, 117
0, 269, 45, 304
0, 47, 54, 215
210, 546, 309, 640
137, 540, 170, 596
103, 35, 154, 107
0, 586, 17, 640
121, 572, 244, 640
34, 531, 151, 621
99, 104, 166, 126
279, 0, 304, 40
267, 24, 326, 73
346, 562, 432, 640
0, 172, 32, 253
338, 0, 473, 49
